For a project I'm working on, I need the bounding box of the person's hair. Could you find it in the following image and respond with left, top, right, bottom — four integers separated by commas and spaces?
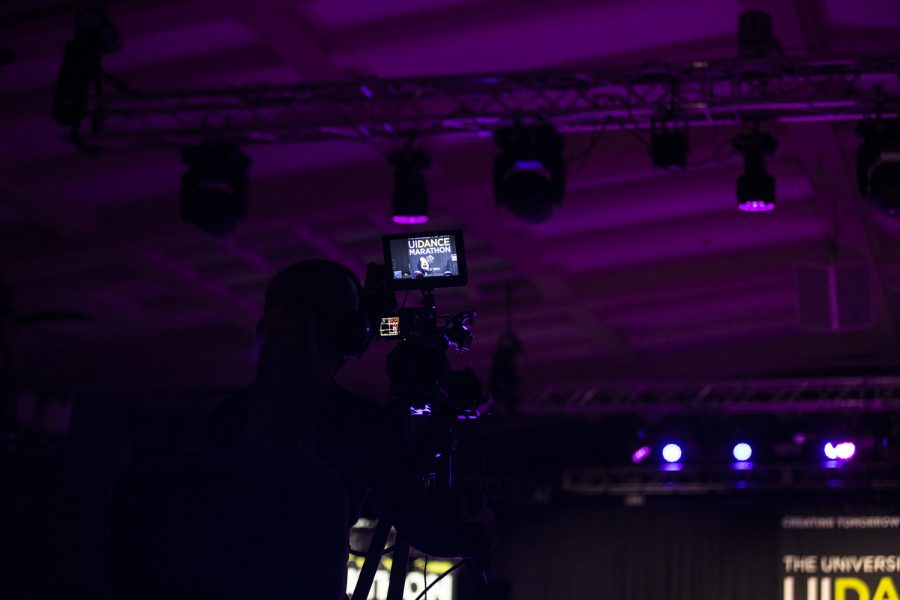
243, 260, 360, 455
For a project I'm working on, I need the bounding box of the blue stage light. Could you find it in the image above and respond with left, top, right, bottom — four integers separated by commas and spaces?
661, 443, 682, 463
732, 442, 753, 462
824, 441, 856, 461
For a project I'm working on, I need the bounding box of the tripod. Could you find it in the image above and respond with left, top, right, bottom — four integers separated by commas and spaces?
351, 517, 490, 600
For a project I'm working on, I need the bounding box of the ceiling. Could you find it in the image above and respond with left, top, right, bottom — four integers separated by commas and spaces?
2, 0, 900, 406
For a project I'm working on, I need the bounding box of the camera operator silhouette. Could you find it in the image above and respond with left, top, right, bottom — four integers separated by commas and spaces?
209, 259, 494, 563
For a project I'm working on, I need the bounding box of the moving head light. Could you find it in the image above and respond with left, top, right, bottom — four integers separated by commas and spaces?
493, 124, 565, 223
733, 130, 778, 212
180, 140, 251, 236
857, 119, 900, 215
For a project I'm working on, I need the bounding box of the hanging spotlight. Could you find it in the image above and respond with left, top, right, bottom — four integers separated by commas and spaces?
490, 330, 523, 415
180, 140, 251, 236
650, 123, 688, 170
733, 130, 778, 212
53, 8, 121, 127
857, 119, 900, 215
390, 146, 431, 224
493, 123, 565, 223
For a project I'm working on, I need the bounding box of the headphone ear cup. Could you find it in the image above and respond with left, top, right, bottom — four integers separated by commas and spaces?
326, 264, 368, 357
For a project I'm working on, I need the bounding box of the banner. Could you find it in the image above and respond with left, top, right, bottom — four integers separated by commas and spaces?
347, 556, 455, 600
780, 514, 900, 600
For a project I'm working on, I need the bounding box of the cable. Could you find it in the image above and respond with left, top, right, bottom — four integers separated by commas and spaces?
413, 561, 465, 600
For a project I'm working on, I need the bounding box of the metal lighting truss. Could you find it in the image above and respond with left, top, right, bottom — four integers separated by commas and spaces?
529, 377, 900, 495
562, 462, 900, 495
523, 377, 900, 416
82, 55, 900, 146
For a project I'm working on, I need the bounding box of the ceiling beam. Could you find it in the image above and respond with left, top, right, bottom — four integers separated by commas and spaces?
0, 182, 95, 239
141, 251, 259, 332
215, 0, 343, 82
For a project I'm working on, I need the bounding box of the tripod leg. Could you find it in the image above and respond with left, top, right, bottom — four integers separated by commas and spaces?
352, 519, 392, 600
386, 540, 409, 600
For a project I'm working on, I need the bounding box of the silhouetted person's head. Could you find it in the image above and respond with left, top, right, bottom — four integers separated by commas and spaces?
259, 259, 363, 373
247, 259, 364, 454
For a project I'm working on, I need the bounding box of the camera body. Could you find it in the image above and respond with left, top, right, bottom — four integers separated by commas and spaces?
363, 230, 483, 418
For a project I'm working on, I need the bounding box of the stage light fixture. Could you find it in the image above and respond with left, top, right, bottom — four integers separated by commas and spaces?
824, 441, 856, 461
650, 125, 688, 170
53, 8, 121, 127
493, 123, 565, 223
835, 442, 856, 460
180, 140, 251, 236
631, 446, 651, 464
732, 442, 753, 462
390, 147, 431, 224
661, 443, 683, 463
733, 130, 778, 212
857, 119, 900, 215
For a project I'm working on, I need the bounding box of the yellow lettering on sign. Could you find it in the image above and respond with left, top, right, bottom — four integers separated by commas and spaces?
836, 578, 870, 600
873, 578, 900, 600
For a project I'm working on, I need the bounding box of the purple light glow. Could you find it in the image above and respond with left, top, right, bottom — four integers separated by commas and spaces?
392, 215, 429, 224
631, 446, 651, 464
359, 84, 374, 99
661, 443, 682, 463
738, 200, 775, 212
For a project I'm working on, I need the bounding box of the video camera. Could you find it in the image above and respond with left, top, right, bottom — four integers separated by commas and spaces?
363, 230, 486, 419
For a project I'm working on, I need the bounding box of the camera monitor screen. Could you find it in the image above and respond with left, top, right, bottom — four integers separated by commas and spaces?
383, 230, 467, 290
